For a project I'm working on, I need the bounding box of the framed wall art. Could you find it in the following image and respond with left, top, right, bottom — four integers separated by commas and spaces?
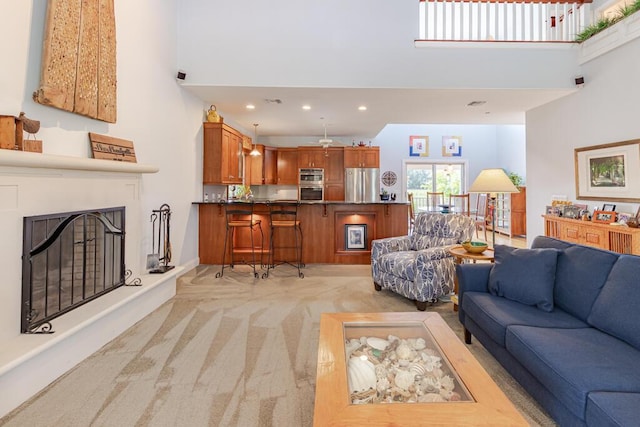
409, 136, 429, 157
574, 139, 640, 202
442, 136, 462, 157
345, 224, 367, 250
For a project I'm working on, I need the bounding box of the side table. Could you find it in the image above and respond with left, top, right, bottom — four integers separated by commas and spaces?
448, 245, 495, 311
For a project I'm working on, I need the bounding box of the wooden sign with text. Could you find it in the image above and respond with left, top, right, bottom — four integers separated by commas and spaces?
89, 132, 137, 163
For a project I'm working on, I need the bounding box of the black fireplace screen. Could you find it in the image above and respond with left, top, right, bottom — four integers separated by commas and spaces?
21, 207, 126, 333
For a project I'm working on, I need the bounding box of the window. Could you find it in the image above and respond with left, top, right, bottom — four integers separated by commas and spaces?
405, 161, 467, 211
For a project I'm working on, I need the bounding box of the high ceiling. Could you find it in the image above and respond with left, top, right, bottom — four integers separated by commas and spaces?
182, 85, 574, 141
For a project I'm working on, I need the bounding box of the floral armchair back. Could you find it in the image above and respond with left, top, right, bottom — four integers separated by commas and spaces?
410, 213, 475, 250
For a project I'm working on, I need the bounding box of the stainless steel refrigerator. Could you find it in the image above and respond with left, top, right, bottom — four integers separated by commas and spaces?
345, 168, 380, 202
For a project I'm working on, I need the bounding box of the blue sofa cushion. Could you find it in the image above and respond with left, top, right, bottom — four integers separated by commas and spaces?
488, 245, 558, 312
586, 392, 640, 427
555, 245, 619, 322
461, 292, 588, 347
506, 326, 640, 420
532, 236, 619, 321
588, 255, 640, 351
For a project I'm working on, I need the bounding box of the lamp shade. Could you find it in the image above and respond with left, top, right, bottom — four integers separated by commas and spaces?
469, 168, 519, 194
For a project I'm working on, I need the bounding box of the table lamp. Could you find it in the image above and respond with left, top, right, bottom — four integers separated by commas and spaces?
468, 168, 519, 248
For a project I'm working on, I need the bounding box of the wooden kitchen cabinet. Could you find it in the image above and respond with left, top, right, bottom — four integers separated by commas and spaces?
344, 147, 380, 168
203, 122, 245, 184
277, 148, 299, 185
324, 147, 344, 201
263, 146, 277, 185
248, 144, 265, 185
544, 214, 640, 255
297, 147, 326, 168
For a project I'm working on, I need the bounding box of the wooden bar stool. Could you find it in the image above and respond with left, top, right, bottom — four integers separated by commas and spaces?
216, 200, 263, 279
262, 201, 304, 278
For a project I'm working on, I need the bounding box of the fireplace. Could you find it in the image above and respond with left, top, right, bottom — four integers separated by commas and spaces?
21, 207, 126, 333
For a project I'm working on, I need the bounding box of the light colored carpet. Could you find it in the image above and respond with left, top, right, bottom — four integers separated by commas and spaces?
0, 264, 556, 426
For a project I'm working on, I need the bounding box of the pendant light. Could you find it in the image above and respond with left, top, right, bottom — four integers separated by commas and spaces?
250, 123, 261, 156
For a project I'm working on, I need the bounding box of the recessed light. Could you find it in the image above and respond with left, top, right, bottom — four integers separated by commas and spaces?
358, 105, 367, 111
246, 104, 255, 110
302, 105, 311, 110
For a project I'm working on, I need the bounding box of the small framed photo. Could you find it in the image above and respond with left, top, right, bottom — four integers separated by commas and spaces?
617, 212, 633, 224
602, 203, 616, 211
563, 205, 582, 219
345, 224, 367, 250
592, 210, 616, 224
545, 206, 560, 216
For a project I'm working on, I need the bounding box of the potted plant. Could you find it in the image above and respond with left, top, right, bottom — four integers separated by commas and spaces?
380, 189, 390, 201
575, 0, 640, 42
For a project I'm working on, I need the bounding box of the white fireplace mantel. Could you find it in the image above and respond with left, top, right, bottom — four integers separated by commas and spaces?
0, 150, 159, 174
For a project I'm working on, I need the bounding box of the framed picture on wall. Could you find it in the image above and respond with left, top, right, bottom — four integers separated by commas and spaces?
345, 224, 367, 250
574, 139, 640, 202
409, 136, 429, 157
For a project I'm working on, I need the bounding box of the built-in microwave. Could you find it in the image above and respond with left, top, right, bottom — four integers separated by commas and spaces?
299, 168, 324, 185
299, 185, 324, 201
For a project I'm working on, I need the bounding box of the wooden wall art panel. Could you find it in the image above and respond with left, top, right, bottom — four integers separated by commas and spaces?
89, 132, 136, 162
33, 0, 117, 123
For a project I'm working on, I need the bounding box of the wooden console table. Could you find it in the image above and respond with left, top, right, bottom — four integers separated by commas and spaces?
543, 215, 640, 255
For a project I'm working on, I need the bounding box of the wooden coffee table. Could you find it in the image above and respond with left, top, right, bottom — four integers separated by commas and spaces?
313, 312, 527, 426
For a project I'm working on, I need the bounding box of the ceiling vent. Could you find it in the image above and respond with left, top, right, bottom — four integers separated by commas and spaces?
265, 99, 283, 104
466, 101, 487, 107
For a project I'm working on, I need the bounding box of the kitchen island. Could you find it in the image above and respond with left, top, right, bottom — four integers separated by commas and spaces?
197, 201, 409, 265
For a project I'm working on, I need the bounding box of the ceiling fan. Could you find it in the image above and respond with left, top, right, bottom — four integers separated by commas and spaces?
307, 123, 344, 148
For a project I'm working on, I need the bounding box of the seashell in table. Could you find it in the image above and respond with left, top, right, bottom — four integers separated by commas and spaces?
348, 357, 377, 394
394, 369, 415, 390
367, 336, 390, 351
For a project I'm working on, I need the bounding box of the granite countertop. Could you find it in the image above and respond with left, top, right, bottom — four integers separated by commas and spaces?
193, 200, 409, 205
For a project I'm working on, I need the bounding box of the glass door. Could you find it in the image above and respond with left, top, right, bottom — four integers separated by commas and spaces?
405, 162, 467, 213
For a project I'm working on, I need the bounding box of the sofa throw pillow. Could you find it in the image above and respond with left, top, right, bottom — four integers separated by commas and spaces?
488, 245, 559, 312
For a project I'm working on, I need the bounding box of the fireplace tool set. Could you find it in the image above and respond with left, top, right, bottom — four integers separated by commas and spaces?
148, 204, 175, 273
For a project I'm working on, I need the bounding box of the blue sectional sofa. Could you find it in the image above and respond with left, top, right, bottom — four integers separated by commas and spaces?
457, 236, 640, 426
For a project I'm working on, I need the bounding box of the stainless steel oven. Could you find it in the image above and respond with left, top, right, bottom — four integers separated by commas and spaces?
299, 168, 324, 201
299, 185, 324, 201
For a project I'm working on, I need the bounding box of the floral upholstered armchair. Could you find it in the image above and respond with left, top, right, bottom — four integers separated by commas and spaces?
371, 212, 476, 310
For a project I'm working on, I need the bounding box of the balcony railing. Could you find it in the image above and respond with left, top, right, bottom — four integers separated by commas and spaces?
418, 0, 592, 43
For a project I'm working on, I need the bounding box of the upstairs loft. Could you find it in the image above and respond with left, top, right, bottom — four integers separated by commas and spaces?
416, 0, 639, 43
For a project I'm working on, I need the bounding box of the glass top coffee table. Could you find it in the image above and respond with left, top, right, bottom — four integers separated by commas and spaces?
314, 312, 527, 426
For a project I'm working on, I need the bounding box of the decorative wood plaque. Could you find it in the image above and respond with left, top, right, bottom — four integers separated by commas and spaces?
33, 0, 117, 123
89, 132, 136, 162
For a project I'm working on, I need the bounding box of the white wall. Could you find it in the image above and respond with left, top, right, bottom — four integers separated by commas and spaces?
526, 36, 640, 241
0, 1, 204, 340
177, 0, 579, 91
373, 124, 524, 199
